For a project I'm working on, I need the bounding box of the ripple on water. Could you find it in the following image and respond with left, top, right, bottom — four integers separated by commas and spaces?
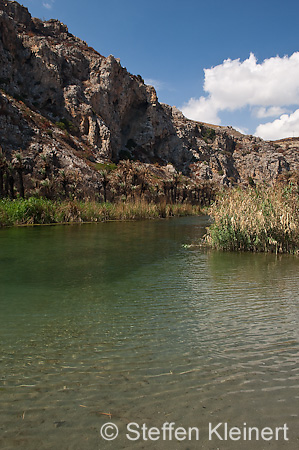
0, 218, 299, 449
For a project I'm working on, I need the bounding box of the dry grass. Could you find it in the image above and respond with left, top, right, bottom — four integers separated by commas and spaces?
205, 185, 299, 253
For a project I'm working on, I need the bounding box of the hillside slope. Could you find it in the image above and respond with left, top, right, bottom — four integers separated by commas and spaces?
1, 0, 299, 199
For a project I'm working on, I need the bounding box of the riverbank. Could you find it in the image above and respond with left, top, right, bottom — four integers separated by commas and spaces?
0, 198, 201, 227
205, 185, 299, 253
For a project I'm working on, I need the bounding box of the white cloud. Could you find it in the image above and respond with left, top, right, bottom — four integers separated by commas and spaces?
255, 109, 299, 140
254, 106, 288, 119
43, 1, 53, 9
181, 96, 220, 124
144, 78, 165, 92
182, 52, 299, 137
234, 126, 249, 135
203, 53, 299, 108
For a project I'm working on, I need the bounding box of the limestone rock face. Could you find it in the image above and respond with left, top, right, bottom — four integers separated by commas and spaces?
1, 0, 299, 197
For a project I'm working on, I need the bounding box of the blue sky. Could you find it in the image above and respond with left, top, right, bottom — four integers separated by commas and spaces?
20, 0, 299, 139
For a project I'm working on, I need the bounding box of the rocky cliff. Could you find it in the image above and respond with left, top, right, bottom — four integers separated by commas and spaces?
1, 0, 299, 200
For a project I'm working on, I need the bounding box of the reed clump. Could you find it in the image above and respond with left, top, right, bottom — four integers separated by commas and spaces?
0, 198, 201, 227
205, 185, 299, 253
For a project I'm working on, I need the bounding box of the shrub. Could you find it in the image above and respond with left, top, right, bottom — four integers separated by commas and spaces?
55, 118, 78, 134
94, 162, 117, 172
201, 125, 216, 143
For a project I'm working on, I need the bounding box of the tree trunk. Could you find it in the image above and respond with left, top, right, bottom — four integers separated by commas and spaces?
0, 171, 3, 198
17, 169, 25, 198
8, 174, 15, 199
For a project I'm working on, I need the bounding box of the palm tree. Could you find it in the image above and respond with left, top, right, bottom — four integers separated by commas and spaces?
12, 153, 25, 198
99, 169, 109, 202
5, 164, 15, 199
59, 170, 68, 198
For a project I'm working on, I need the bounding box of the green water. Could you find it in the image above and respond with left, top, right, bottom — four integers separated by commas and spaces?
1, 217, 299, 449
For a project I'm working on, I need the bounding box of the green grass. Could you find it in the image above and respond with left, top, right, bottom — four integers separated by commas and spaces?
0, 198, 201, 227
0, 197, 58, 226
205, 185, 299, 253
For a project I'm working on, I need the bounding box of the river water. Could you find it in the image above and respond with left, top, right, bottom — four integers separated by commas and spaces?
0, 216, 299, 449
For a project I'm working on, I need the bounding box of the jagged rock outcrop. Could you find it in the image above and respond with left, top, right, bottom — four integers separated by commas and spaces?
1, 0, 299, 199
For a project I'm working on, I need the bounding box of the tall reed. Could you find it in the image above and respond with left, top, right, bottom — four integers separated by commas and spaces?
0, 198, 201, 227
205, 185, 299, 253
